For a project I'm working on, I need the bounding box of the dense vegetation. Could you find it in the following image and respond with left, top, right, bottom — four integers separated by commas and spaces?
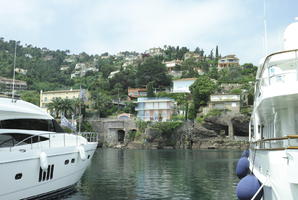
0, 38, 257, 120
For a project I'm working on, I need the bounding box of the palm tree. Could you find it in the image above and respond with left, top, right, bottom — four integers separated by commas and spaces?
60, 99, 74, 118
47, 97, 63, 118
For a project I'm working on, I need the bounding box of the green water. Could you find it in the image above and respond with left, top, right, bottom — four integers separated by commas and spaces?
66, 149, 241, 200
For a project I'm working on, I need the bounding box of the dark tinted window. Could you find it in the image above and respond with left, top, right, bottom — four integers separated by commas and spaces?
0, 119, 55, 132
0, 134, 14, 147
0, 133, 48, 147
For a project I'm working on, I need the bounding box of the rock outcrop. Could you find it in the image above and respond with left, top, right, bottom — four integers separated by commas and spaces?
92, 113, 250, 150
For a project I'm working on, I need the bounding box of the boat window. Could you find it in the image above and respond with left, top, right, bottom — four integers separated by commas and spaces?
0, 119, 55, 132
0, 133, 48, 148
250, 124, 254, 137
0, 134, 14, 147
261, 50, 298, 85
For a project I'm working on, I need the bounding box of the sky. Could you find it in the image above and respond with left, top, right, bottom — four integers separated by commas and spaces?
0, 0, 297, 65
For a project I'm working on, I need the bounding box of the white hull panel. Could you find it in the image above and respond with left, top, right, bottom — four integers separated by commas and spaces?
250, 149, 298, 199
0, 143, 97, 200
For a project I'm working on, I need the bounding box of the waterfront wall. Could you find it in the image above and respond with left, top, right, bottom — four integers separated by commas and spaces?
89, 113, 249, 150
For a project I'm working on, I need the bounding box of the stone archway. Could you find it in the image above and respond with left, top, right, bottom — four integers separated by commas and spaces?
117, 130, 125, 143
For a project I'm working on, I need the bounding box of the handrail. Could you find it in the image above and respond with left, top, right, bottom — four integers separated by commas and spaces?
251, 135, 298, 150
251, 135, 298, 143
257, 49, 298, 79
78, 132, 98, 142
13, 132, 52, 148
7, 131, 98, 152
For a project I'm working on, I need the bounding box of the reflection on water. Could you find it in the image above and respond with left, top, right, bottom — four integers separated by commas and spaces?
65, 149, 240, 200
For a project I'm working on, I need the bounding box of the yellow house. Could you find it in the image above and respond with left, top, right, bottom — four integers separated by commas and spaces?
40, 89, 90, 113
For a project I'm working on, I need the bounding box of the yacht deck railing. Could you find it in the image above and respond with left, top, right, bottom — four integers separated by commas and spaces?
8, 132, 98, 152
251, 135, 298, 150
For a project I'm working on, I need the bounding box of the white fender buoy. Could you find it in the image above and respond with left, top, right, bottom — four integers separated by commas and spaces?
78, 145, 87, 161
40, 152, 48, 170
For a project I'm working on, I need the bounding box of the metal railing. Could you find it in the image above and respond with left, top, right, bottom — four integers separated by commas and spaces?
8, 132, 98, 152
79, 132, 98, 142
251, 135, 298, 150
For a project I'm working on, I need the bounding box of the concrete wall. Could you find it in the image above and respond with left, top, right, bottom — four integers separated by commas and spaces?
89, 119, 137, 146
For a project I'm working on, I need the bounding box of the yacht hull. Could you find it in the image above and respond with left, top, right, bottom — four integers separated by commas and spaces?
0, 142, 97, 200
250, 149, 298, 200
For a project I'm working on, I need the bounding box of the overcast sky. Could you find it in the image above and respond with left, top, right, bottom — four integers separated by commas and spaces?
0, 0, 297, 64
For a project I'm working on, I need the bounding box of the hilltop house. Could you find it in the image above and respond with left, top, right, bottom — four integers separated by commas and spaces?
172, 78, 197, 93
108, 70, 120, 79
163, 60, 182, 77
184, 52, 202, 60
40, 89, 89, 113
71, 63, 98, 78
14, 68, 27, 75
128, 88, 147, 100
218, 55, 240, 69
0, 76, 27, 91
203, 94, 241, 114
136, 97, 175, 121
145, 48, 164, 56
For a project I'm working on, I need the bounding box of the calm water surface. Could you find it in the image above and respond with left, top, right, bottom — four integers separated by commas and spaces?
65, 149, 241, 200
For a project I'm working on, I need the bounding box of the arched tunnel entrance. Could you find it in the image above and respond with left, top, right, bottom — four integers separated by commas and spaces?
118, 130, 125, 143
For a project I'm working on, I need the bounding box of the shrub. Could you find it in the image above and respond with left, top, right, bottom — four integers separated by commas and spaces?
150, 121, 183, 135
128, 130, 137, 141
240, 107, 252, 116
171, 114, 185, 121
195, 116, 205, 124
136, 120, 148, 133
230, 88, 242, 94
205, 109, 224, 118
81, 121, 94, 132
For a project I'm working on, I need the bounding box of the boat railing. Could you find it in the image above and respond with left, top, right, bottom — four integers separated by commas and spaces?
78, 132, 98, 142
9, 132, 98, 152
255, 70, 297, 98
251, 135, 298, 150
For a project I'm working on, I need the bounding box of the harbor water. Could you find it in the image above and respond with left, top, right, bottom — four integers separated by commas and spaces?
65, 149, 240, 200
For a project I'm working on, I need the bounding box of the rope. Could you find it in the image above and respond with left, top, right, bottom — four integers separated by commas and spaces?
251, 174, 269, 200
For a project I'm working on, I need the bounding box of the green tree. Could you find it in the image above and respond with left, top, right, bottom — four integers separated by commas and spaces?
20, 90, 40, 106
46, 98, 74, 118
136, 57, 171, 89
60, 98, 74, 118
190, 75, 217, 116
215, 45, 219, 59
92, 91, 113, 117
146, 81, 155, 97
47, 97, 63, 118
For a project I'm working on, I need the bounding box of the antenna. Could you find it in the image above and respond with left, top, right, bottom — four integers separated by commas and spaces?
12, 41, 17, 102
263, 0, 268, 55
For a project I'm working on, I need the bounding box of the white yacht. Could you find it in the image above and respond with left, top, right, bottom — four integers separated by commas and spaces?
0, 97, 98, 200
245, 19, 298, 199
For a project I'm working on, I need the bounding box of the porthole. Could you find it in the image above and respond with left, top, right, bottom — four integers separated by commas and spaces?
65, 160, 69, 165
15, 173, 22, 180
87, 155, 90, 159
71, 158, 75, 163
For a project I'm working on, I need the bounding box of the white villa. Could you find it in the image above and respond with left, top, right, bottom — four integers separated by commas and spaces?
136, 97, 175, 121
172, 78, 197, 93
203, 94, 241, 114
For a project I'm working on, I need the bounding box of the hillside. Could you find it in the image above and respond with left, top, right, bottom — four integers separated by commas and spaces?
0, 38, 257, 118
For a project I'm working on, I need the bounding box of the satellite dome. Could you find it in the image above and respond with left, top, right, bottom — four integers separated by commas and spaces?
283, 18, 298, 50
